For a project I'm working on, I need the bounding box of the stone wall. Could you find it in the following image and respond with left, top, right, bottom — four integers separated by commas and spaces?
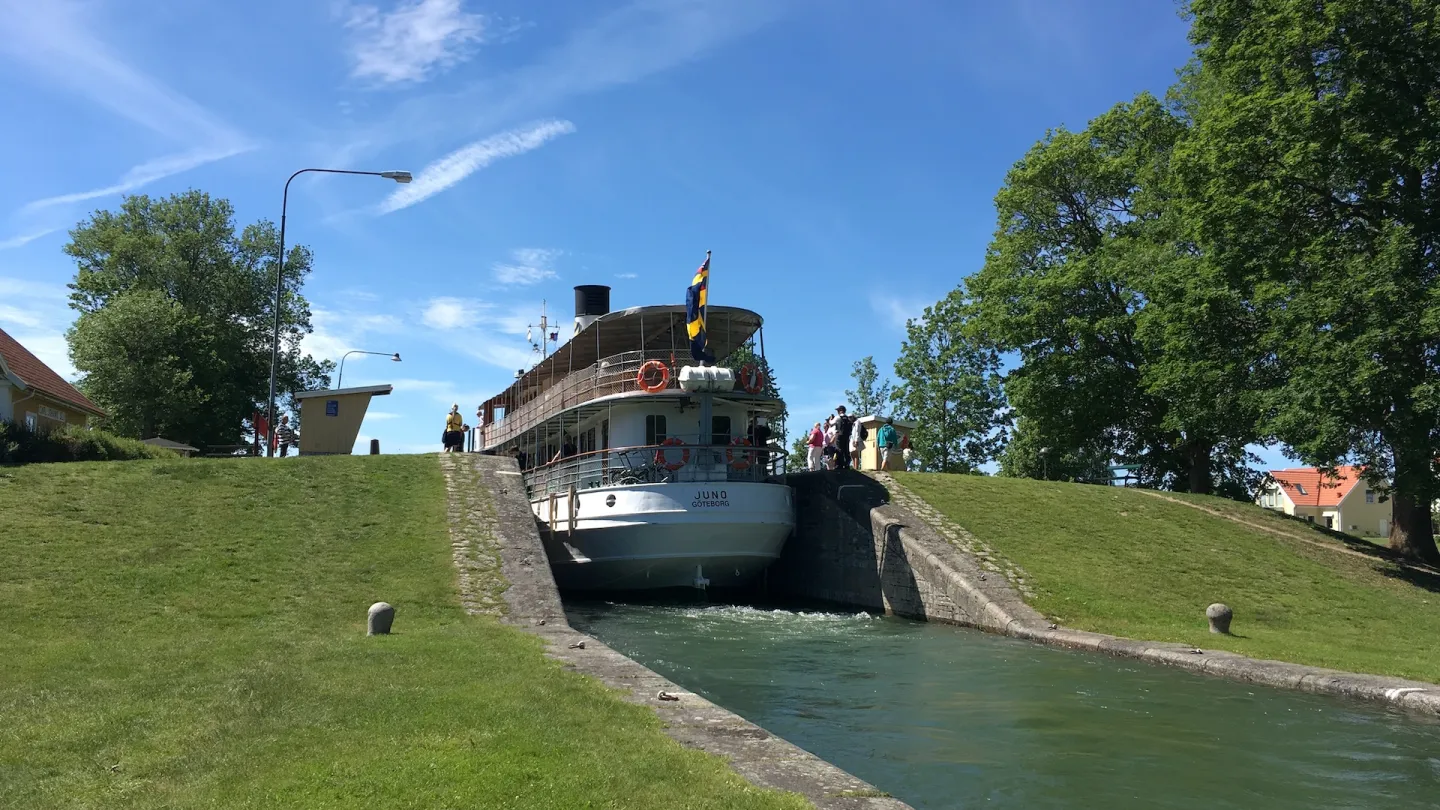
765, 470, 1042, 632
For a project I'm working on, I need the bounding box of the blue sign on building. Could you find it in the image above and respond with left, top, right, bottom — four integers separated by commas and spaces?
325, 400, 339, 417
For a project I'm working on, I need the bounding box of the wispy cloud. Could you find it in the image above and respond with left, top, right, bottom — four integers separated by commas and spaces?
364, 410, 402, 420
871, 296, 930, 332
343, 0, 487, 86
0, 229, 58, 250
421, 296, 482, 330
302, 308, 405, 365
0, 1, 254, 212
22, 146, 253, 212
379, 119, 575, 213
329, 0, 787, 168
615, 272, 638, 280
493, 248, 560, 286
0, 274, 77, 379
392, 377, 496, 409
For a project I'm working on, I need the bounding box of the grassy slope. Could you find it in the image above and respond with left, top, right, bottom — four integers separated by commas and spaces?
0, 457, 806, 810
892, 473, 1440, 684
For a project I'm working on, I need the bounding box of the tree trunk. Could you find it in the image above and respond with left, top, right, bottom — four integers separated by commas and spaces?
1186, 439, 1214, 496
1389, 452, 1440, 565
1389, 492, 1439, 565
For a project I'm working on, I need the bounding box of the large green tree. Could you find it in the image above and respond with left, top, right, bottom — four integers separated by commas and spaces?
965, 92, 1268, 495
845, 356, 893, 417
64, 190, 331, 446
1178, 0, 1440, 562
891, 290, 1007, 473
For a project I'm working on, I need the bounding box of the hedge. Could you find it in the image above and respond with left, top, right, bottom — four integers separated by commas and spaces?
0, 421, 176, 464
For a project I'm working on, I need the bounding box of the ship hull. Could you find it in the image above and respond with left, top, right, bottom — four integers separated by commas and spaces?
533, 481, 794, 591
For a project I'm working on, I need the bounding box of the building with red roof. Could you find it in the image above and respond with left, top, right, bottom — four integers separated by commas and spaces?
0, 327, 106, 431
1254, 465, 1392, 537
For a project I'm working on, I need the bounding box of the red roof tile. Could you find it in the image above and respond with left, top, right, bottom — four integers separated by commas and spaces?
1267, 466, 1367, 507
0, 327, 105, 417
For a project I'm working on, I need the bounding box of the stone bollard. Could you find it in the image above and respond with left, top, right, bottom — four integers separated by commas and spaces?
367, 602, 395, 635
1206, 603, 1233, 635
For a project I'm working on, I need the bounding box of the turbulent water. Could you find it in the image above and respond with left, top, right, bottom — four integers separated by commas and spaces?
566, 599, 1440, 810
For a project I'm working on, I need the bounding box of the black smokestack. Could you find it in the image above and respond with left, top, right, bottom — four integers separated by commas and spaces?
573, 285, 611, 334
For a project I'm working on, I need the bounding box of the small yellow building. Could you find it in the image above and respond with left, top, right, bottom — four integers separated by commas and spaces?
853, 414, 916, 471
294, 384, 392, 455
1254, 465, 1392, 537
0, 327, 106, 430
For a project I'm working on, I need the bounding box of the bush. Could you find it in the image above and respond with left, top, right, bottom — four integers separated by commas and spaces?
0, 420, 176, 464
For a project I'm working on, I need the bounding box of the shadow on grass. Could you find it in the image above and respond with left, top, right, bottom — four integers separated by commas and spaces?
1271, 512, 1440, 578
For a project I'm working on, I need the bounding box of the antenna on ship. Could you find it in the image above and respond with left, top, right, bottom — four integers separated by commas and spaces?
527, 300, 558, 360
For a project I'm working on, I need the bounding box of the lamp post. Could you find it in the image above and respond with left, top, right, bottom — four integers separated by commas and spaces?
266, 168, 411, 456
337, 350, 401, 389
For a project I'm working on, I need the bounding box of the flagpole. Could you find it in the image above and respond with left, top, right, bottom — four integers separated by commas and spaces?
704, 249, 711, 364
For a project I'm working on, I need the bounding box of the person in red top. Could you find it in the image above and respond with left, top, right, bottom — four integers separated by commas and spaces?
806, 422, 825, 471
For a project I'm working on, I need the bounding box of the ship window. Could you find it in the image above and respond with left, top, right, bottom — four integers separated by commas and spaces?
645, 415, 667, 445
711, 415, 731, 446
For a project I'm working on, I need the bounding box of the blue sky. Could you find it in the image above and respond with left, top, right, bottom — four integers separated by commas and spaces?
0, 0, 1293, 467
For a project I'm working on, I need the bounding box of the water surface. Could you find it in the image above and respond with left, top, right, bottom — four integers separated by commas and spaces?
567, 599, 1440, 809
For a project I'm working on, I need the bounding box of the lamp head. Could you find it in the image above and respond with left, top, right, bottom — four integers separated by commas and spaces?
381, 170, 413, 183
391, 353, 402, 362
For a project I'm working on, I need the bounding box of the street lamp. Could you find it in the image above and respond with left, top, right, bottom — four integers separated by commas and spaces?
266, 168, 412, 456
337, 350, 401, 389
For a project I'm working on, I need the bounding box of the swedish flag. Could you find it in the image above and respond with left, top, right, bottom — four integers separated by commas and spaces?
685, 251, 714, 363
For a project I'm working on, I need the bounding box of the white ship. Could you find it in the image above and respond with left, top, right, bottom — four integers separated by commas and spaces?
477, 285, 794, 591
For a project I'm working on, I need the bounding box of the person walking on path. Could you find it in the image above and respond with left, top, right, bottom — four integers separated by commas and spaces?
275, 415, 298, 457
442, 404, 466, 453
877, 417, 899, 470
833, 406, 854, 470
806, 422, 825, 471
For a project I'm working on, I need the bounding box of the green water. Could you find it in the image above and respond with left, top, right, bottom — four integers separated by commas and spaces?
566, 600, 1440, 809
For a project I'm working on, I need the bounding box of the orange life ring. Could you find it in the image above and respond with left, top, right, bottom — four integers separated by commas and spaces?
637, 360, 670, 393
738, 363, 765, 394
655, 437, 689, 470
727, 437, 753, 470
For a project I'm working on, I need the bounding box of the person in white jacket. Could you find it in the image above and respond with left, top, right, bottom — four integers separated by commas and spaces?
849, 417, 865, 471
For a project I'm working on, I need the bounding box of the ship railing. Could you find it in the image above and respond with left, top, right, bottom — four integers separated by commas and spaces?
517, 436, 787, 499
483, 350, 686, 447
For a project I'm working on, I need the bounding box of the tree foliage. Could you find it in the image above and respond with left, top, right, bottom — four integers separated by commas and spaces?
890, 291, 1006, 473
845, 356, 893, 417
1177, 0, 1440, 562
964, 91, 1268, 496
64, 191, 331, 446
724, 341, 787, 437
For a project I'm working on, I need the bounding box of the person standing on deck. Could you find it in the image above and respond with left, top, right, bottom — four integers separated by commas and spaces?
806, 422, 825, 471
747, 418, 773, 470
877, 418, 899, 470
833, 406, 854, 470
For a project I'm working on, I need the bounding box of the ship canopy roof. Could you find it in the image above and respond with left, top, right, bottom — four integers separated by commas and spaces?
482, 304, 764, 411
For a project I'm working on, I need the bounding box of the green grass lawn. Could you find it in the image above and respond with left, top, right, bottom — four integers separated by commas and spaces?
892, 473, 1440, 684
0, 457, 806, 810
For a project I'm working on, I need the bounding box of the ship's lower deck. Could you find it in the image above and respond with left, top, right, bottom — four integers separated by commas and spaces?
532, 480, 794, 591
